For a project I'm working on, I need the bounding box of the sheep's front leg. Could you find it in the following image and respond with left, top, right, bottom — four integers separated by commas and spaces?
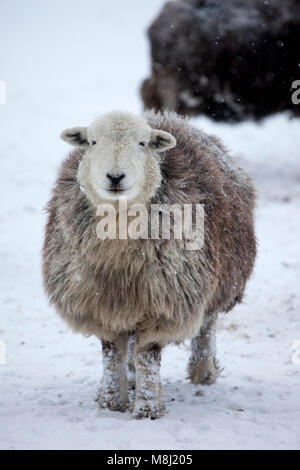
126, 335, 136, 410
97, 336, 128, 412
133, 343, 164, 419
188, 315, 219, 385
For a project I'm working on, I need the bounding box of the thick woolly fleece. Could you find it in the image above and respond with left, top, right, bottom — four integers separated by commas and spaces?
43, 110, 256, 347
141, 0, 300, 121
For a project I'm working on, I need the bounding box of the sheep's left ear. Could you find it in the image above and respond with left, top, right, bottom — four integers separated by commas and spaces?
60, 127, 89, 147
149, 129, 177, 152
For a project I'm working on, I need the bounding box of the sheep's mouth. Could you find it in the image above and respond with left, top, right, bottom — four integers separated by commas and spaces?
109, 187, 125, 194
104, 185, 133, 194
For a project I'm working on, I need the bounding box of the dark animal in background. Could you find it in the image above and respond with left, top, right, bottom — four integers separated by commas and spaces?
141, 0, 300, 121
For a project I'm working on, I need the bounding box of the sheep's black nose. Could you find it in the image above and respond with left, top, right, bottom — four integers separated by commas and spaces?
106, 173, 125, 185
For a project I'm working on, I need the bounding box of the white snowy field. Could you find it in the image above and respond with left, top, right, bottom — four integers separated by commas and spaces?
0, 0, 300, 450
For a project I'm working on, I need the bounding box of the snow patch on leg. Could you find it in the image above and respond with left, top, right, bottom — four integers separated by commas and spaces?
133, 343, 164, 419
188, 315, 220, 385
97, 338, 128, 412
126, 335, 136, 411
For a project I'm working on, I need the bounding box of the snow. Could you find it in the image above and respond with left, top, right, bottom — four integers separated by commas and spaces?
0, 0, 300, 450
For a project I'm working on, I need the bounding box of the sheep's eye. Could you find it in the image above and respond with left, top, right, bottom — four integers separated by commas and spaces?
91, 141, 97, 146
139, 141, 146, 147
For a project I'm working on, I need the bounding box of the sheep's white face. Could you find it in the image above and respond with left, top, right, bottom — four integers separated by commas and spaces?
61, 112, 176, 207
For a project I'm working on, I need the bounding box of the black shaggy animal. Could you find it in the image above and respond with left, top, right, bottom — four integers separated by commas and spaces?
141, 0, 300, 121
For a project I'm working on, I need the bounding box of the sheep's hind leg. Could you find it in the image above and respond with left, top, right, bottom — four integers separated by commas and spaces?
97, 336, 128, 412
133, 342, 164, 419
188, 315, 219, 385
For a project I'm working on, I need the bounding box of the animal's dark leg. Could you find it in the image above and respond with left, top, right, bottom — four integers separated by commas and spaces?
188, 315, 219, 385
97, 335, 128, 412
133, 342, 164, 419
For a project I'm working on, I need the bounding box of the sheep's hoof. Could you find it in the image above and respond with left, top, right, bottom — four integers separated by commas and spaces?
96, 390, 126, 413
188, 357, 219, 386
132, 400, 165, 420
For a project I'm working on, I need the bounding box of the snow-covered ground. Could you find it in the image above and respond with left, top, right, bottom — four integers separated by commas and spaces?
0, 0, 299, 450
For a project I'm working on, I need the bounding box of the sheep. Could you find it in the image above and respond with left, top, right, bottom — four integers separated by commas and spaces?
141, 0, 300, 122
42, 110, 256, 418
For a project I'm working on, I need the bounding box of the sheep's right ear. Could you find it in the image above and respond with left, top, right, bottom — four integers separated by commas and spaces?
60, 127, 89, 147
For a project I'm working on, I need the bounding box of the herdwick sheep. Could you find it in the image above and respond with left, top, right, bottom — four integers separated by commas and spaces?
141, 0, 300, 121
43, 110, 256, 419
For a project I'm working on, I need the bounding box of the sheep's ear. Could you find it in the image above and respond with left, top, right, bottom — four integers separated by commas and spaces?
149, 129, 176, 152
60, 127, 89, 147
